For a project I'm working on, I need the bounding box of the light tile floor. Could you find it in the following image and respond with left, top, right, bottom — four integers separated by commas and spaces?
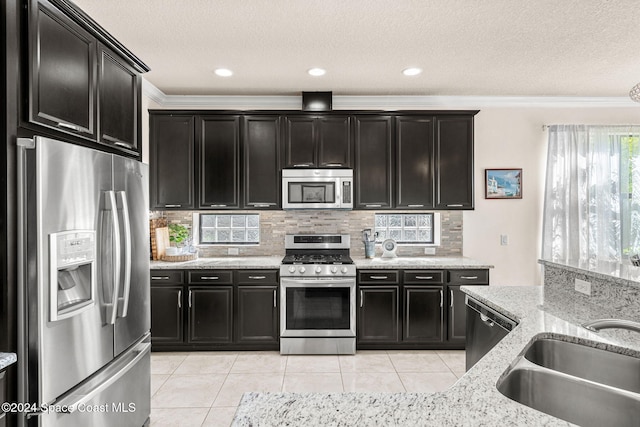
150, 349, 466, 427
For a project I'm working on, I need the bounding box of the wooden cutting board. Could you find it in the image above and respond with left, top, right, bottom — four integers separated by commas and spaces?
155, 227, 170, 260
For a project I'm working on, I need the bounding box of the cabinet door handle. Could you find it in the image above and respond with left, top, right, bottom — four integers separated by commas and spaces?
273, 290, 277, 307
201, 276, 219, 280
365, 204, 382, 208
248, 276, 266, 280
164, 204, 181, 208
324, 163, 343, 167
440, 290, 443, 308
293, 163, 312, 167
113, 141, 132, 149
447, 204, 463, 207
177, 290, 182, 308
209, 204, 227, 207
460, 276, 478, 280
57, 122, 81, 131
360, 290, 363, 308
369, 276, 388, 280
450, 289, 454, 307
415, 276, 433, 280
250, 203, 270, 208
408, 204, 424, 208
151, 276, 169, 280
188, 290, 192, 308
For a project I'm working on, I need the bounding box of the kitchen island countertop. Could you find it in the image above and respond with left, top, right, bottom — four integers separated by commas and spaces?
0, 352, 17, 370
232, 283, 639, 426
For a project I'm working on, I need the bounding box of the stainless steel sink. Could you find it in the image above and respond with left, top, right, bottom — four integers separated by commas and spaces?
523, 337, 640, 393
497, 336, 640, 427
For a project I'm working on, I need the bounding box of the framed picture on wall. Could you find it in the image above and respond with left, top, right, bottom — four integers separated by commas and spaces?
485, 169, 522, 199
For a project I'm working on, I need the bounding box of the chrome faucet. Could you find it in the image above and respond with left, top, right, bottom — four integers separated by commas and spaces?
582, 319, 640, 334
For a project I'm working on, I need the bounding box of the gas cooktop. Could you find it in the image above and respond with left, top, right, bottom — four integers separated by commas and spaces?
281, 253, 354, 265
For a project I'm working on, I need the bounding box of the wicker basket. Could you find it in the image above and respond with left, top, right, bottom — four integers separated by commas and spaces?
160, 251, 198, 262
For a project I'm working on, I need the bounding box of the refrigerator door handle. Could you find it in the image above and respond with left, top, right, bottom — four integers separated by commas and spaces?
116, 191, 132, 318
105, 191, 121, 325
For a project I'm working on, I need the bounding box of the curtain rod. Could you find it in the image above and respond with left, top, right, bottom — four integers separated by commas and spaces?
542, 124, 640, 131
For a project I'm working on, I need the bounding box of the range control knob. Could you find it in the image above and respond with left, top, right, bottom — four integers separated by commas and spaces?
341, 267, 349, 274
315, 266, 323, 274
299, 266, 306, 274
330, 266, 338, 274
288, 266, 296, 274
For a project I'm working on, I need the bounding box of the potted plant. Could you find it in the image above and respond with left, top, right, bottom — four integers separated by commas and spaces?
168, 223, 190, 254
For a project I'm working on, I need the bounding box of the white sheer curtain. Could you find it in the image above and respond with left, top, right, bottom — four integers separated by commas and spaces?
542, 125, 640, 264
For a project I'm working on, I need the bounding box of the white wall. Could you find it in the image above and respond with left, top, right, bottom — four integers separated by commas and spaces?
466, 107, 640, 286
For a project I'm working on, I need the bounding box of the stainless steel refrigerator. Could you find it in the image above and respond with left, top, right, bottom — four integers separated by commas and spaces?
16, 136, 151, 427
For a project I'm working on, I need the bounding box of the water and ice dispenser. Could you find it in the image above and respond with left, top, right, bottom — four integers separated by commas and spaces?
49, 230, 96, 321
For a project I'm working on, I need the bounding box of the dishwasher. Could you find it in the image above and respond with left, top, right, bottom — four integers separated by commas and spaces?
465, 296, 517, 371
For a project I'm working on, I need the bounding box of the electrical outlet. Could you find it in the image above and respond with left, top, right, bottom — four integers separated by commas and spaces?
500, 234, 509, 246
575, 278, 591, 296
424, 247, 436, 255
227, 247, 239, 256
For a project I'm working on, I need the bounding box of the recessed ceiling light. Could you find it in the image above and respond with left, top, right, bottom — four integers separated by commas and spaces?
214, 68, 233, 77
308, 68, 326, 77
402, 67, 422, 76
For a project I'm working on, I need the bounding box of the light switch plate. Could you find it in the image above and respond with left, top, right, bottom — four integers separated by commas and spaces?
228, 247, 239, 255
500, 234, 509, 245
424, 247, 436, 255
575, 278, 591, 295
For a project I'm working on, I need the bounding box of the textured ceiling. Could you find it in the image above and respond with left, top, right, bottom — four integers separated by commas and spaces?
73, 0, 640, 97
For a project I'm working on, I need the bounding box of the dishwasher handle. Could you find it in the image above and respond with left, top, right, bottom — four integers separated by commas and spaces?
465, 296, 517, 332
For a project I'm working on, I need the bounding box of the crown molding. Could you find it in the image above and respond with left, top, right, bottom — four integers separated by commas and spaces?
142, 79, 640, 109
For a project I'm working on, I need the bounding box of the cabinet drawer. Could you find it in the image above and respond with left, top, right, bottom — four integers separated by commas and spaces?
236, 270, 278, 285
188, 270, 233, 285
448, 269, 489, 284
403, 270, 444, 284
150, 270, 184, 284
358, 270, 400, 284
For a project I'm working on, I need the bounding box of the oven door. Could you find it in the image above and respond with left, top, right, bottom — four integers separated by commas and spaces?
280, 277, 356, 337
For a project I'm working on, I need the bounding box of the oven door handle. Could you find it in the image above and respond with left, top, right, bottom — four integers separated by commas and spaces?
280, 277, 356, 286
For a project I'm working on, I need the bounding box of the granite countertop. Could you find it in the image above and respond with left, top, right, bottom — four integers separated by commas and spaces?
151, 256, 493, 270
231, 285, 640, 426
353, 256, 493, 269
150, 256, 283, 269
0, 352, 17, 370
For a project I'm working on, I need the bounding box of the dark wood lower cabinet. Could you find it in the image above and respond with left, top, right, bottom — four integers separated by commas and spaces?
236, 286, 278, 344
188, 287, 233, 344
150, 285, 183, 344
151, 269, 278, 350
357, 286, 400, 344
358, 269, 488, 349
403, 286, 443, 343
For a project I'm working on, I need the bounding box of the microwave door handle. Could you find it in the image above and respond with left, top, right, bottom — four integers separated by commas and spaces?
116, 191, 132, 318
104, 191, 121, 325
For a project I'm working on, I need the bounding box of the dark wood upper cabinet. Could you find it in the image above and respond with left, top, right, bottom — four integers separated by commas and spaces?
395, 116, 435, 209
26, 0, 148, 157
284, 116, 316, 167
317, 116, 352, 167
435, 115, 474, 209
243, 115, 281, 209
149, 115, 195, 209
198, 116, 241, 209
354, 115, 393, 209
283, 115, 352, 168
98, 43, 140, 152
29, 0, 97, 139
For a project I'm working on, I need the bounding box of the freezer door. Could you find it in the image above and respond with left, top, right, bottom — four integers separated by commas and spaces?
113, 155, 150, 355
21, 137, 115, 405
39, 339, 151, 427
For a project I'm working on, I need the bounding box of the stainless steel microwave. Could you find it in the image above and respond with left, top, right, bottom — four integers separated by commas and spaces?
282, 169, 353, 209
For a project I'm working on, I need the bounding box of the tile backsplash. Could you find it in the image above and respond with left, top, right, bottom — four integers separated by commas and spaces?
151, 210, 463, 258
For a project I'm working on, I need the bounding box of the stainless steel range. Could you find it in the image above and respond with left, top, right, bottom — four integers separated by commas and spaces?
280, 234, 356, 355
